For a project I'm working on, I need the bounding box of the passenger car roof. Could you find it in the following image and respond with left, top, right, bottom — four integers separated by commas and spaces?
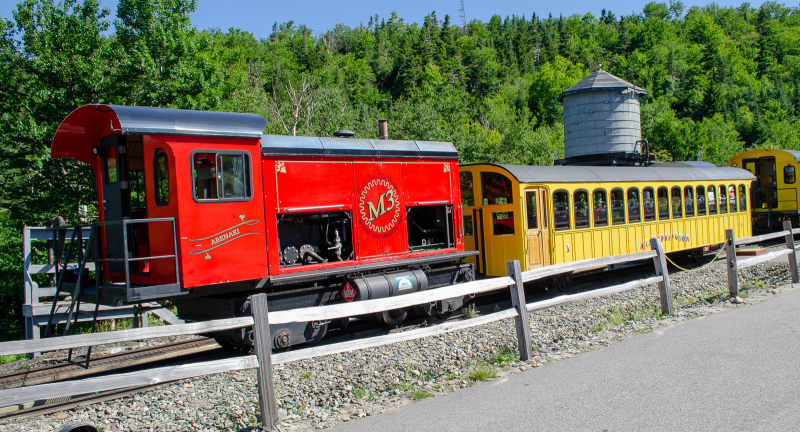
463, 164, 755, 183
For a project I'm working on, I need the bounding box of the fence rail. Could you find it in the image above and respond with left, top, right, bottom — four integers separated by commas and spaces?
4, 224, 800, 430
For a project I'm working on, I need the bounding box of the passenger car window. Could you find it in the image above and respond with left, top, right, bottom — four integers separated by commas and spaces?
481, 172, 513, 205
643, 187, 655, 221
192, 151, 252, 201
784, 165, 796, 184
574, 190, 589, 229
708, 187, 717, 214
671, 187, 682, 219
728, 185, 737, 212
611, 189, 625, 225
553, 190, 570, 231
460, 172, 474, 207
627, 188, 640, 223
718, 185, 728, 214
525, 191, 538, 230
657, 187, 670, 220
593, 189, 608, 226
738, 185, 747, 211
492, 212, 514, 235
684, 186, 694, 217
696, 186, 706, 216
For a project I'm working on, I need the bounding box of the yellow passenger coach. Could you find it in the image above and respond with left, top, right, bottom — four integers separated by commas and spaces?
728, 149, 800, 231
459, 164, 755, 277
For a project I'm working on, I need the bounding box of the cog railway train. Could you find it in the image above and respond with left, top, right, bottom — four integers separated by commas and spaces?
50, 104, 754, 348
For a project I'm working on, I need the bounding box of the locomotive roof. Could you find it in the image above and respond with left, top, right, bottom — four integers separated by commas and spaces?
260, 135, 458, 158
465, 163, 755, 183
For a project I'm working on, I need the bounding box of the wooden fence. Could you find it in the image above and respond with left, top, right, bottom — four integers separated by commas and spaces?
1, 230, 797, 430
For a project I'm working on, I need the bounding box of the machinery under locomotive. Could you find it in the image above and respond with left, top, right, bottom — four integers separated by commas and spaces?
50, 104, 475, 348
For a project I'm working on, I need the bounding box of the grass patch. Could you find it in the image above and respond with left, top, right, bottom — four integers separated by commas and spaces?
410, 390, 434, 400
606, 307, 626, 327
443, 372, 459, 380
353, 386, 376, 400
0, 354, 25, 365
300, 371, 312, 380
462, 303, 478, 319
589, 324, 604, 333
467, 362, 496, 381
634, 326, 654, 335
493, 345, 518, 365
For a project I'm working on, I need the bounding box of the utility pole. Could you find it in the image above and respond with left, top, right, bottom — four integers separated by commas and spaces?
459, 0, 466, 27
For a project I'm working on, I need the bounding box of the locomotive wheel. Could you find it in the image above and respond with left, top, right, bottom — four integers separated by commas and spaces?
382, 308, 407, 327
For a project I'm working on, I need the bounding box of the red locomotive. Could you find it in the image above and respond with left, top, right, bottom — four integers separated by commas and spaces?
51, 105, 475, 347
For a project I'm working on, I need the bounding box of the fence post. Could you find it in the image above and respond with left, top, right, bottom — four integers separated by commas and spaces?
250, 293, 279, 431
725, 229, 738, 298
649, 238, 674, 315
783, 220, 798, 283
506, 260, 531, 361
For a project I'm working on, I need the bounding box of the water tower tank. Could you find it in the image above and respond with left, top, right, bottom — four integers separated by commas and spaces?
558, 68, 647, 163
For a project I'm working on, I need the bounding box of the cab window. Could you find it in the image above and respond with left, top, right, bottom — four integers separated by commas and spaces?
657, 187, 670, 220
481, 172, 513, 205
738, 185, 747, 211
643, 187, 656, 221
684, 186, 694, 217
708, 186, 717, 214
696, 186, 707, 216
192, 151, 252, 201
553, 190, 570, 231
463, 215, 473, 237
575, 190, 590, 229
627, 188, 641, 223
460, 172, 474, 207
154, 150, 169, 206
593, 189, 608, 226
611, 188, 625, 225
718, 185, 728, 214
671, 187, 682, 219
492, 212, 514, 235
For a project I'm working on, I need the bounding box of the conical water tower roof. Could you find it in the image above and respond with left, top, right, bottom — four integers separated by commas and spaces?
558, 68, 646, 102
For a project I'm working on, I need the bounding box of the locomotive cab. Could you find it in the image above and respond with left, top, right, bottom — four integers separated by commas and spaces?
52, 105, 267, 305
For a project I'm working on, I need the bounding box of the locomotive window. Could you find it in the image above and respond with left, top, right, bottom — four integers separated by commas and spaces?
463, 215, 473, 237
657, 187, 669, 220
553, 190, 570, 231
728, 185, 737, 212
738, 185, 747, 211
104, 146, 118, 184
611, 189, 625, 225
784, 165, 796, 184
684, 186, 694, 217
643, 187, 655, 221
593, 189, 608, 226
460, 172, 474, 207
129, 170, 146, 210
481, 172, 513, 205
574, 190, 589, 229
525, 191, 538, 229
154, 150, 169, 206
408, 205, 455, 251
718, 185, 728, 214
192, 151, 252, 201
492, 212, 515, 235
627, 188, 641, 223
707, 186, 717, 214
671, 187, 682, 219
696, 186, 707, 216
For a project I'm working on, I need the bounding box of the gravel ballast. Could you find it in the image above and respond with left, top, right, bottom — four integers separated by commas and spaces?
0, 258, 794, 432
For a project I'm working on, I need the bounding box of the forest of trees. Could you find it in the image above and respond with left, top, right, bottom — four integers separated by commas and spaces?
0, 0, 798, 339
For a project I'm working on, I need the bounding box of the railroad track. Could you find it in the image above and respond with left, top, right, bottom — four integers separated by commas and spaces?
0, 337, 223, 420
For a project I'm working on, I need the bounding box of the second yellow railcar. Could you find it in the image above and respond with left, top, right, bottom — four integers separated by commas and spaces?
460, 164, 754, 276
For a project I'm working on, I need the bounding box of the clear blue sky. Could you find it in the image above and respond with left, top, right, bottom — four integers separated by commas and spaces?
1, 0, 774, 38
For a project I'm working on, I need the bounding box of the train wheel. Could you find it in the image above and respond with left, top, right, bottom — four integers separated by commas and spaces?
382, 308, 407, 327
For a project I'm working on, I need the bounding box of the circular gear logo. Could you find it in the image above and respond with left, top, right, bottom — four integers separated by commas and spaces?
358, 177, 400, 237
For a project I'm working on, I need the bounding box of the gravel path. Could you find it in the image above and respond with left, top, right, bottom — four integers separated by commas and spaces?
0, 258, 794, 432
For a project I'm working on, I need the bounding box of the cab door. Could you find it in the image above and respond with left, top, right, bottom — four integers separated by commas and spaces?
525, 187, 550, 269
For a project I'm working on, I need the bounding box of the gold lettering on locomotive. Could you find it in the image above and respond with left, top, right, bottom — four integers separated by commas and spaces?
358, 177, 400, 237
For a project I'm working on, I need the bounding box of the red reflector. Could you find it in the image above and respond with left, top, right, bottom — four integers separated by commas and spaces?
341, 282, 357, 302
